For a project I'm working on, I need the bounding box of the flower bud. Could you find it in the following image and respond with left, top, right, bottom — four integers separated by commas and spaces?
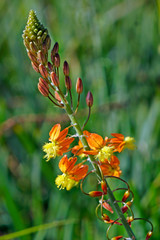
55, 91, 61, 102
89, 191, 103, 197
111, 236, 123, 240
38, 77, 49, 97
31, 61, 39, 73
76, 77, 83, 94
52, 42, 59, 55
122, 190, 130, 202
63, 61, 70, 76
39, 64, 48, 78
102, 214, 110, 222
54, 53, 60, 67
43, 34, 51, 51
86, 91, 93, 107
37, 50, 47, 65
101, 180, 107, 194
48, 62, 53, 71
121, 201, 132, 213
29, 41, 38, 53
27, 50, 37, 62
50, 72, 59, 87
65, 76, 72, 90
145, 231, 152, 240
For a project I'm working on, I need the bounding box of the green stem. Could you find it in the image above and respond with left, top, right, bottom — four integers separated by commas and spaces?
57, 89, 136, 240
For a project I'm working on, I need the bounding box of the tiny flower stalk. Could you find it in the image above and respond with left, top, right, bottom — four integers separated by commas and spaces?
22, 10, 153, 240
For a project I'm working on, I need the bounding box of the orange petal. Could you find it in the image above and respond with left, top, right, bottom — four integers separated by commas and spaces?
111, 133, 124, 140
49, 124, 61, 141
59, 155, 76, 173
87, 133, 104, 149
70, 164, 88, 181
57, 127, 68, 142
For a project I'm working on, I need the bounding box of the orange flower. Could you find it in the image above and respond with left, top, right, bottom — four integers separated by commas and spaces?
100, 155, 122, 177
55, 155, 88, 190
43, 124, 74, 161
109, 133, 136, 153
84, 132, 114, 162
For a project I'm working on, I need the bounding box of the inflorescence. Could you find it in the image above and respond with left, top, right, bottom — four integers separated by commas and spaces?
22, 10, 153, 240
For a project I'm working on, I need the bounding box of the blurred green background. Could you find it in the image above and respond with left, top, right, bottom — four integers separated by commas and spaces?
0, 0, 160, 239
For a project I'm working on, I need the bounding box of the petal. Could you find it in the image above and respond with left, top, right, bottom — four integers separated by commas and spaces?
57, 127, 68, 142
69, 164, 88, 181
111, 133, 124, 140
49, 124, 61, 141
58, 155, 77, 173
87, 133, 104, 149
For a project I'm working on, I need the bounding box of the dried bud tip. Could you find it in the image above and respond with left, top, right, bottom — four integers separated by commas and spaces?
50, 72, 60, 87
63, 61, 70, 76
54, 53, 60, 67
76, 77, 83, 94
65, 76, 72, 90
89, 191, 103, 197
86, 91, 93, 107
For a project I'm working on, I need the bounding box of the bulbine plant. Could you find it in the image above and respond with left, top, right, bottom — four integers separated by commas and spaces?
22, 10, 153, 240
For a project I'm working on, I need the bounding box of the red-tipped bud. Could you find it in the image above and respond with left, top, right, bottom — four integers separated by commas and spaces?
101, 180, 107, 194
39, 64, 48, 79
111, 236, 123, 240
37, 50, 47, 65
76, 77, 83, 94
48, 62, 53, 71
38, 77, 49, 97
121, 201, 132, 213
50, 72, 60, 87
63, 61, 70, 76
89, 191, 103, 197
86, 91, 93, 107
54, 53, 60, 67
31, 61, 39, 73
145, 231, 152, 240
27, 50, 37, 62
65, 76, 72, 90
122, 190, 130, 202
102, 214, 110, 222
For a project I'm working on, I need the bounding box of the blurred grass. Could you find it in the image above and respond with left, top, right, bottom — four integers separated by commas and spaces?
0, 0, 160, 239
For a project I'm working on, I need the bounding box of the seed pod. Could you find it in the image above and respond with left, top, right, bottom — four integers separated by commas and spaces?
50, 72, 59, 87
63, 61, 69, 76
76, 77, 83, 94
39, 64, 48, 78
86, 91, 93, 107
65, 76, 72, 90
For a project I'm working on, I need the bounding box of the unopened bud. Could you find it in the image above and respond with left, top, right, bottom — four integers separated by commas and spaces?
48, 62, 53, 71
102, 214, 110, 222
101, 201, 113, 213
50, 72, 59, 87
122, 190, 130, 202
86, 91, 93, 107
39, 64, 48, 78
65, 76, 72, 90
76, 77, 83, 94
52, 42, 59, 55
29, 41, 38, 53
31, 61, 39, 73
43, 34, 51, 51
55, 91, 61, 102
111, 236, 123, 240
54, 53, 60, 67
27, 50, 37, 62
121, 201, 132, 213
146, 231, 152, 240
101, 180, 107, 194
39, 77, 49, 90
37, 50, 46, 65
38, 78, 49, 97
89, 191, 103, 197
63, 61, 70, 76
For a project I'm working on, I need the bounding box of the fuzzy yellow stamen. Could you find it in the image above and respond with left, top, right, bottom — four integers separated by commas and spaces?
55, 174, 79, 191
43, 141, 59, 161
97, 146, 114, 162
124, 137, 136, 150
